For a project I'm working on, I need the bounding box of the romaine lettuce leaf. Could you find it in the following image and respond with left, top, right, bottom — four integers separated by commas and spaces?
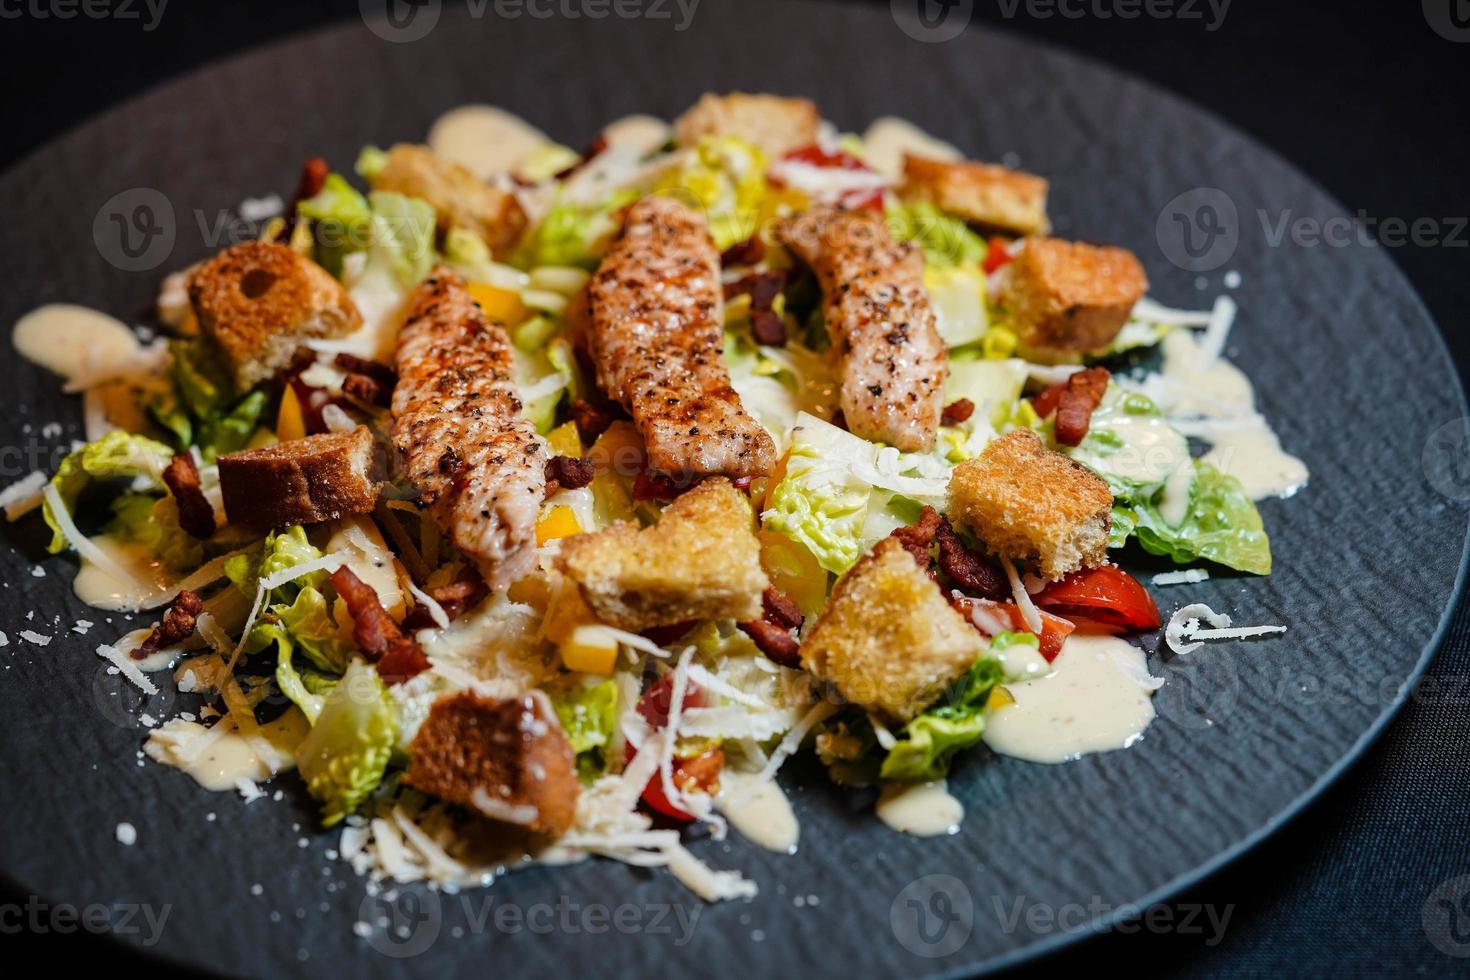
296, 659, 397, 826
298, 173, 373, 256
886, 199, 987, 269
762, 415, 882, 574
880, 647, 1010, 781
925, 263, 990, 347
1130, 462, 1272, 575
518, 187, 639, 269
365, 191, 437, 288
43, 431, 174, 554
106, 493, 205, 572
654, 135, 767, 250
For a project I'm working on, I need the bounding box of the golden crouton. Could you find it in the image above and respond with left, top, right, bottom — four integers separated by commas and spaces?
899, 154, 1051, 237
187, 241, 361, 391
996, 237, 1148, 355
800, 538, 985, 723
217, 426, 383, 530
371, 144, 527, 257
674, 92, 820, 157
947, 429, 1112, 580
556, 477, 768, 631
404, 691, 580, 838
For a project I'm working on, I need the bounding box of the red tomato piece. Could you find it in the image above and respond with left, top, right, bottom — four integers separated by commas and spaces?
954, 596, 1076, 662
626, 675, 723, 821
1033, 565, 1162, 633
982, 236, 1014, 274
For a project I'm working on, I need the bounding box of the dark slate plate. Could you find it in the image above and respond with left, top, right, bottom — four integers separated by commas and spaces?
0, 1, 1464, 975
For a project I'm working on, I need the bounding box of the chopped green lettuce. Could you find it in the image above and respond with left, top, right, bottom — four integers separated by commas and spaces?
298, 173, 373, 256
943, 358, 1029, 431
43, 431, 174, 554
354, 145, 388, 181
551, 679, 620, 780
226, 526, 327, 601
248, 586, 352, 723
925, 264, 991, 347
519, 187, 640, 269
654, 136, 768, 250
296, 659, 397, 826
365, 191, 437, 288
762, 413, 949, 574
1066, 386, 1190, 501
106, 493, 205, 572
880, 638, 1018, 781
886, 199, 987, 269
1128, 462, 1272, 575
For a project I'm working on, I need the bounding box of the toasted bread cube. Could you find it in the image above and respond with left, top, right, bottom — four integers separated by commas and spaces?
947, 429, 1112, 580
188, 241, 362, 391
556, 477, 768, 631
218, 426, 383, 530
404, 691, 580, 838
372, 144, 527, 257
800, 538, 985, 723
674, 92, 820, 157
996, 237, 1148, 355
899, 154, 1051, 236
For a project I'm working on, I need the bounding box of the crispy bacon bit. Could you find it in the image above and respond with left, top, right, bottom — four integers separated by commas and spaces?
132, 589, 203, 660
333, 353, 398, 388
888, 505, 942, 569
278, 156, 329, 241
162, 454, 216, 539
672, 746, 725, 794
544, 454, 596, 491
402, 567, 489, 629
749, 308, 787, 346
725, 271, 790, 347
724, 271, 787, 306
342, 373, 390, 407
1053, 367, 1111, 446
720, 237, 766, 267
940, 398, 975, 426
632, 468, 696, 501
553, 134, 609, 181
330, 566, 430, 684
738, 587, 805, 668
739, 618, 801, 668
569, 398, 617, 443
935, 517, 1007, 600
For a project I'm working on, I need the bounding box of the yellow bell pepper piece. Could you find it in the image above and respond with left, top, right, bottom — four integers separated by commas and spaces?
758, 529, 828, 618
536, 505, 582, 546
560, 624, 620, 675
987, 686, 1016, 711
276, 385, 306, 442
466, 282, 529, 327
546, 421, 582, 458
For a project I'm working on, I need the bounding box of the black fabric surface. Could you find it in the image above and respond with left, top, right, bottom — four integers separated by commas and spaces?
0, 1, 1465, 976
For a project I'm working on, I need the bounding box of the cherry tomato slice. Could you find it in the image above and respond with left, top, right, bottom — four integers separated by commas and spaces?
775, 146, 885, 211
625, 675, 723, 821
982, 236, 1014, 275
955, 597, 1076, 662
1033, 565, 1162, 633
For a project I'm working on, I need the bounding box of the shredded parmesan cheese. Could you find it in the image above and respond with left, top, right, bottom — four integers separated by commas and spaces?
1152, 568, 1210, 586
96, 642, 160, 695
1000, 556, 1043, 635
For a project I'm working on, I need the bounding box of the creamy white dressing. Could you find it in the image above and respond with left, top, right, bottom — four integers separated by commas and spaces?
72, 535, 171, 612
982, 635, 1160, 764
601, 114, 672, 156
875, 779, 964, 837
427, 104, 550, 179
859, 116, 961, 183
13, 304, 146, 382
1148, 330, 1308, 499
717, 771, 800, 853
144, 709, 308, 791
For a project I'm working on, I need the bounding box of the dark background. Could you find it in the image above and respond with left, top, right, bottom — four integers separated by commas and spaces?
1, 1, 1466, 975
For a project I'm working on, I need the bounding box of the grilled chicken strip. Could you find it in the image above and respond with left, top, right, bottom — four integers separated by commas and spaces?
392, 267, 549, 592
588, 196, 776, 479
777, 207, 947, 452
